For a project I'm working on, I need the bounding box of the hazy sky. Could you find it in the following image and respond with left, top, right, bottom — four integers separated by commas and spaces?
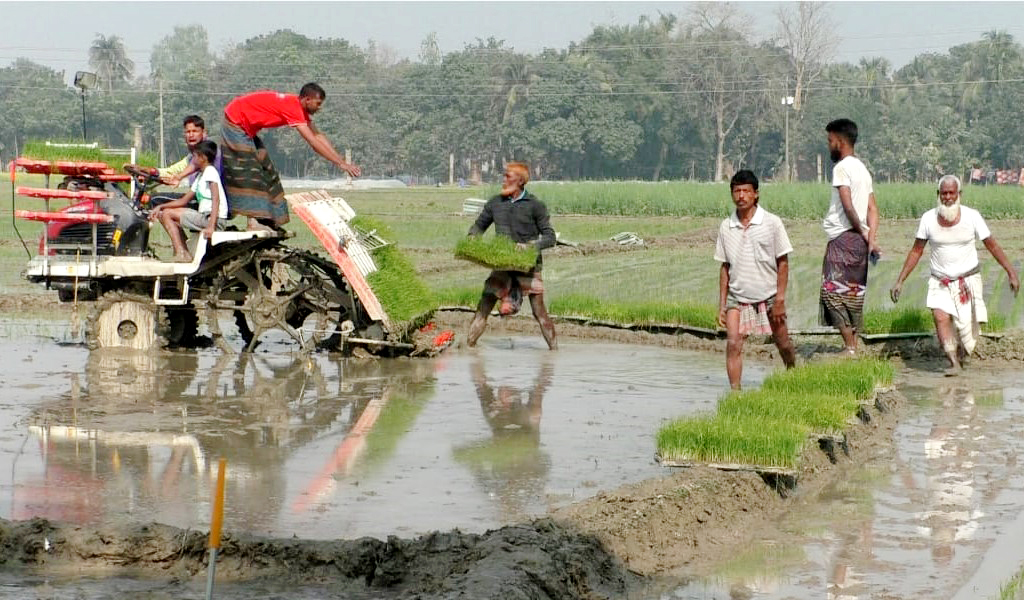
3, 1, 1024, 85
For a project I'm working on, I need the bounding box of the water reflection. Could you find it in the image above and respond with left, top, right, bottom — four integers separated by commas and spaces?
453, 355, 553, 521
15, 349, 436, 534
668, 379, 1024, 600
911, 385, 988, 566
5, 339, 749, 539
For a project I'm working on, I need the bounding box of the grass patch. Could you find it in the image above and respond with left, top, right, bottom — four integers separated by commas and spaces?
657, 359, 892, 468
864, 307, 1005, 334
454, 235, 538, 272
863, 307, 933, 334
998, 562, 1024, 600
502, 181, 1024, 220
435, 285, 481, 307
22, 140, 159, 168
351, 217, 437, 331
548, 293, 719, 329
429, 287, 720, 329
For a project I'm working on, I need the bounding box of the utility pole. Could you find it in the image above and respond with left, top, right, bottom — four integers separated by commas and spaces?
782, 95, 794, 181
158, 80, 165, 166
80, 90, 88, 141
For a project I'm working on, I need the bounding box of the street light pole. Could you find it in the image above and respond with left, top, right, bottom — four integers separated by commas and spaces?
78, 90, 86, 141
782, 95, 794, 181
73, 71, 96, 142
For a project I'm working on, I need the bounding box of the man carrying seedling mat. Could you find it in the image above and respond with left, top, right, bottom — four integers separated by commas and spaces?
715, 170, 796, 390
462, 162, 558, 350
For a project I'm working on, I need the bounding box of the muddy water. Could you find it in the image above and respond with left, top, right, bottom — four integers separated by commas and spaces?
0, 323, 766, 544
671, 370, 1024, 600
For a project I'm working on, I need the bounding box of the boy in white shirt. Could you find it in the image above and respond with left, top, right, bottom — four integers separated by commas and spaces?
889, 175, 1019, 375
149, 140, 229, 262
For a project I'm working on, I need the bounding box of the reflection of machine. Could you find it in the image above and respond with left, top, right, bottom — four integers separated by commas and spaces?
11, 159, 419, 353
15, 352, 437, 530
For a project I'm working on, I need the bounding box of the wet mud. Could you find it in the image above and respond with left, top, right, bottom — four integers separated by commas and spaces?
0, 517, 638, 599
3, 307, 1024, 598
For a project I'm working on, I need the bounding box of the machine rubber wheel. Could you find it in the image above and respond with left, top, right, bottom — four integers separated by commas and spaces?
166, 307, 199, 348
86, 292, 169, 351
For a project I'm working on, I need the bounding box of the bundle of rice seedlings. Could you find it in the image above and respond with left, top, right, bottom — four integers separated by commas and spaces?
22, 141, 160, 167
351, 217, 437, 334
718, 390, 862, 436
656, 359, 893, 469
454, 235, 538, 272
657, 415, 809, 469
761, 358, 894, 399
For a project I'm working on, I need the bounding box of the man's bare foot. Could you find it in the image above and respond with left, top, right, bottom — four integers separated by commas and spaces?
247, 218, 274, 232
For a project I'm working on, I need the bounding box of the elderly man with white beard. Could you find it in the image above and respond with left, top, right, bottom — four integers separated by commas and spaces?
889, 175, 1019, 375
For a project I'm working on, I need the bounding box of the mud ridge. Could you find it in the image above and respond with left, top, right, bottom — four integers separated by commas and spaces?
433, 309, 1024, 366
0, 517, 640, 599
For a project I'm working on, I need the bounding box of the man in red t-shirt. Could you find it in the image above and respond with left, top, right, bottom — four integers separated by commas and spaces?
221, 82, 361, 230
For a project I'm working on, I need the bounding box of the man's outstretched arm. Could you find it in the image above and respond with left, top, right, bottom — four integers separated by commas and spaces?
294, 122, 361, 177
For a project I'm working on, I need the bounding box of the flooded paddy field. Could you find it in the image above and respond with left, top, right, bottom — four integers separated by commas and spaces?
0, 322, 763, 542
1, 316, 1024, 599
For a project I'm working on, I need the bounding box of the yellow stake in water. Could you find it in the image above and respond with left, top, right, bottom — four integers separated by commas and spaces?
206, 458, 227, 600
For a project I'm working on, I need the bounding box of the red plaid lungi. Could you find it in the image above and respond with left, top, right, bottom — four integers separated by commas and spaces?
484, 270, 544, 315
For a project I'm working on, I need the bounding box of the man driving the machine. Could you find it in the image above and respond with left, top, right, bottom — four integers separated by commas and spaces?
124, 115, 222, 208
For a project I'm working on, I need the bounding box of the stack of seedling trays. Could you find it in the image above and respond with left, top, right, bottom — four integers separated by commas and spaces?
656, 359, 894, 485
351, 216, 437, 335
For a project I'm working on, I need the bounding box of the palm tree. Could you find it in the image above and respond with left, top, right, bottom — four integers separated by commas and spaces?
493, 54, 537, 125
858, 57, 891, 104
492, 53, 538, 160
89, 34, 135, 92
981, 30, 1021, 82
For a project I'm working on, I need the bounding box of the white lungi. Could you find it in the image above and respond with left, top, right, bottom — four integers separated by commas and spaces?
926, 273, 986, 354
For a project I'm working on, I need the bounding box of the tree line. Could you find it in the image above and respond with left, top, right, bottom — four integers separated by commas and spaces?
1, 2, 1023, 183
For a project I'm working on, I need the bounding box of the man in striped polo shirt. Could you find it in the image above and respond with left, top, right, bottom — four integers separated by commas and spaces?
715, 170, 797, 390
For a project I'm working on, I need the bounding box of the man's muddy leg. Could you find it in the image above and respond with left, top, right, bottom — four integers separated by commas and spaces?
837, 323, 858, 355
770, 314, 797, 369
725, 309, 744, 389
932, 308, 961, 373
468, 294, 498, 347
529, 294, 558, 350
